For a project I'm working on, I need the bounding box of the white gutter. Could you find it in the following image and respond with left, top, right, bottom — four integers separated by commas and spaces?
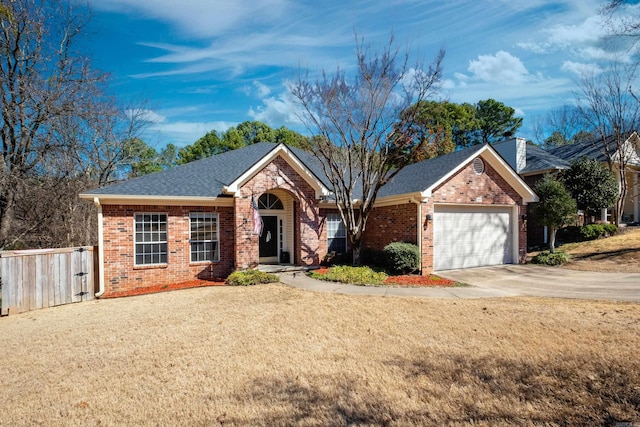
93, 197, 105, 298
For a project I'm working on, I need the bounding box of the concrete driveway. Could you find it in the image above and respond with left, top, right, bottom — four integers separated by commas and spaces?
437, 265, 640, 302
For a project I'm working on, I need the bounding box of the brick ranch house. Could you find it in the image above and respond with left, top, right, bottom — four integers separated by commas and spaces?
80, 142, 537, 297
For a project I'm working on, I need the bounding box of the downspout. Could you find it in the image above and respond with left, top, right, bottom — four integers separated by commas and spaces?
93, 198, 105, 298
411, 196, 423, 274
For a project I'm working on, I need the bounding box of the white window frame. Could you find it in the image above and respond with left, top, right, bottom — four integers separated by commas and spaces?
134, 213, 168, 266
190, 212, 220, 263
327, 213, 347, 255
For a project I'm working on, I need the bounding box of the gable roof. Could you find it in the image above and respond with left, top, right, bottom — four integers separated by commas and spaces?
378, 144, 538, 203
80, 142, 330, 203
82, 141, 537, 205
377, 145, 485, 198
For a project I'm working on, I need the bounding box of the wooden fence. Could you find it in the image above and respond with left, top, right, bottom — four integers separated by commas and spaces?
1, 246, 98, 316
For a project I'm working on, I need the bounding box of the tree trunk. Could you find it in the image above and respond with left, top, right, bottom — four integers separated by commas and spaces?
351, 238, 362, 266
549, 226, 557, 253
549, 227, 558, 254
0, 189, 16, 250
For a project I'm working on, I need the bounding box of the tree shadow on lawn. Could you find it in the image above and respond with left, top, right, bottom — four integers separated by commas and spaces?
226, 354, 640, 426
390, 353, 640, 426
571, 247, 640, 262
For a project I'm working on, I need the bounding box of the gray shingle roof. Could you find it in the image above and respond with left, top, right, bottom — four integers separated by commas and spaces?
548, 137, 608, 163
84, 142, 280, 198
377, 144, 485, 198
521, 144, 569, 174
85, 142, 494, 200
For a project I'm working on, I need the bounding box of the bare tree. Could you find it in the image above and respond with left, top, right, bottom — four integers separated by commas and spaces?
533, 104, 589, 148
0, 0, 108, 249
575, 61, 640, 224
290, 34, 444, 264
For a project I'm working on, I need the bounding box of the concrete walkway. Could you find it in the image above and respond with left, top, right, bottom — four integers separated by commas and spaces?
278, 265, 640, 302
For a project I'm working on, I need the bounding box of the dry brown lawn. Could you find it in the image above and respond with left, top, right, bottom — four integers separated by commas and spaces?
1, 284, 639, 426
559, 226, 640, 273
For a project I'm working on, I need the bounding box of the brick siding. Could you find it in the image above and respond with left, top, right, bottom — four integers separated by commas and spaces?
418, 158, 527, 274
101, 204, 234, 296
362, 203, 418, 250
235, 155, 323, 269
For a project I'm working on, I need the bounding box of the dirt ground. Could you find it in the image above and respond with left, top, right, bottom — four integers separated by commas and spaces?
558, 226, 640, 273
1, 284, 639, 426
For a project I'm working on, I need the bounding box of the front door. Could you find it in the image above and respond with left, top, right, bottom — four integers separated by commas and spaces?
259, 215, 278, 261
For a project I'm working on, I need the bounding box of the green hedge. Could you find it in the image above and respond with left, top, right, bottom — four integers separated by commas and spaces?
558, 224, 618, 243
225, 270, 279, 286
531, 251, 570, 266
383, 242, 420, 274
310, 266, 388, 285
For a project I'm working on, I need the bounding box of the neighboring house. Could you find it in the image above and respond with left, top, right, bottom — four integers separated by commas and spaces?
80, 142, 537, 297
494, 134, 640, 247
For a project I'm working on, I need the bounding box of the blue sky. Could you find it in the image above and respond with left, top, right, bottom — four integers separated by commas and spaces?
85, 0, 640, 149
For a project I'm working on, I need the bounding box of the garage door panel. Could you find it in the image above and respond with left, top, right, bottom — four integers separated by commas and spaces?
434, 205, 513, 270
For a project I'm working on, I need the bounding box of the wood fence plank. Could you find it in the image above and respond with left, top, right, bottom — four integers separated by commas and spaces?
53, 254, 61, 306
83, 248, 95, 301
1, 257, 9, 315
47, 254, 55, 308
1, 246, 98, 315
14, 257, 24, 313
71, 249, 82, 303
35, 255, 45, 309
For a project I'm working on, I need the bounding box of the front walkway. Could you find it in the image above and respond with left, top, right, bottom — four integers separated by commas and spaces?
278, 265, 640, 302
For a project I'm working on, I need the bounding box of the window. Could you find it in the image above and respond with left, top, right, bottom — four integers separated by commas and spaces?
190, 212, 219, 262
135, 213, 168, 265
258, 193, 283, 210
327, 213, 347, 254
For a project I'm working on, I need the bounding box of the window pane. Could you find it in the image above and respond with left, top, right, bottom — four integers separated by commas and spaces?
189, 213, 219, 262
135, 213, 168, 265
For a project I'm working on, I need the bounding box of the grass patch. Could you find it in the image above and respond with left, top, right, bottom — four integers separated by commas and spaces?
1, 285, 639, 425
310, 265, 387, 285
226, 270, 279, 286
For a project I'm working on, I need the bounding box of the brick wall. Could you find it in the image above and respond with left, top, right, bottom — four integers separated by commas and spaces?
235, 155, 323, 269
101, 204, 234, 296
362, 203, 418, 250
420, 158, 527, 274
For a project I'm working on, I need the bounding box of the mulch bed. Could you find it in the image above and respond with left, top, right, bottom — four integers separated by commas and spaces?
101, 279, 226, 298
383, 275, 455, 287
312, 267, 456, 287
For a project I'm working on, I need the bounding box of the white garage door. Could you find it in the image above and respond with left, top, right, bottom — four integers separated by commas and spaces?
434, 205, 514, 271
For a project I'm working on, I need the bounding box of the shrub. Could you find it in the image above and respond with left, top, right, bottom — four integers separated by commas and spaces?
310, 265, 388, 286
383, 242, 420, 274
580, 224, 605, 240
531, 251, 570, 266
225, 270, 279, 286
603, 223, 618, 236
362, 248, 387, 269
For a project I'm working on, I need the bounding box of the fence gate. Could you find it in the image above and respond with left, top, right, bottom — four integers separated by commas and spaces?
1, 246, 97, 316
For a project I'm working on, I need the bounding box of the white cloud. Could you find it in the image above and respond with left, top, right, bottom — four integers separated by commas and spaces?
90, 0, 289, 39
147, 120, 235, 147
468, 51, 530, 85
561, 61, 603, 77
248, 86, 303, 127
546, 15, 606, 46
253, 80, 272, 97
125, 109, 166, 124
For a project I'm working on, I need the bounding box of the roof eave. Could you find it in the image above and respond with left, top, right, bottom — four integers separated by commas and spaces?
79, 193, 235, 207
